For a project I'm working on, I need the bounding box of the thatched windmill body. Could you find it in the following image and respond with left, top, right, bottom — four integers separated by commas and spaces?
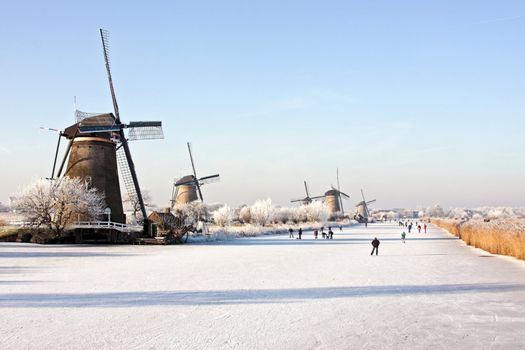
47, 29, 163, 227
354, 189, 376, 223
323, 188, 349, 214
170, 142, 220, 206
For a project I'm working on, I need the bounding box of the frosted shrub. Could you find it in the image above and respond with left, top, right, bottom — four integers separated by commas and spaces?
174, 202, 207, 227
250, 199, 274, 226
305, 201, 330, 223
273, 207, 295, 224
293, 205, 308, 223
14, 177, 105, 237
238, 205, 251, 224
213, 205, 235, 227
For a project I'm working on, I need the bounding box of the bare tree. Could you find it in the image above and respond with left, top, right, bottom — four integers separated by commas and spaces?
14, 178, 105, 237
123, 190, 152, 223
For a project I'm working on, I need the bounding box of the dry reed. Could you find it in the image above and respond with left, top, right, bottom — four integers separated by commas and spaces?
432, 218, 525, 260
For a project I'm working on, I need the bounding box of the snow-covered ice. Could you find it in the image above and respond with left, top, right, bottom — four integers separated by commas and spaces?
1, 223, 524, 349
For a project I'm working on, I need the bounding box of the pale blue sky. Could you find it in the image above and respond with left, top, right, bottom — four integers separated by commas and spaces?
0, 0, 524, 209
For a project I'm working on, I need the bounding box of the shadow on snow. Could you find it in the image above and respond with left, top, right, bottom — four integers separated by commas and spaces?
0, 283, 523, 308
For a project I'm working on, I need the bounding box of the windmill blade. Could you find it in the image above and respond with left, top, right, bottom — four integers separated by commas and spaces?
100, 29, 121, 122
100, 29, 147, 222
187, 142, 204, 202
336, 168, 344, 214
127, 121, 164, 141
366, 199, 377, 205
304, 181, 310, 198
339, 191, 350, 199
199, 174, 220, 185
290, 198, 306, 203
309, 195, 326, 200
75, 109, 107, 123
361, 189, 366, 202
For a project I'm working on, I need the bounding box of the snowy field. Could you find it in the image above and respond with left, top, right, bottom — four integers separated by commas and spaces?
1, 223, 524, 349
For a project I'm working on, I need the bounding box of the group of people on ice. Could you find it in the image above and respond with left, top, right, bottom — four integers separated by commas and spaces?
399, 220, 430, 244
399, 220, 427, 234
288, 225, 342, 240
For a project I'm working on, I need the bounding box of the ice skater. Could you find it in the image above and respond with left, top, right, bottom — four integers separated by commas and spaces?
314, 229, 318, 239
408, 223, 412, 233
289, 227, 294, 239
417, 224, 421, 233
401, 231, 406, 243
328, 228, 334, 239
424, 223, 427, 233
371, 237, 380, 255
298, 228, 302, 240
321, 230, 326, 239
339, 225, 343, 232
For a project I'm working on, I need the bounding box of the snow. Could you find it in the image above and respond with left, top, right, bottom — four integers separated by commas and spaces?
1, 222, 524, 349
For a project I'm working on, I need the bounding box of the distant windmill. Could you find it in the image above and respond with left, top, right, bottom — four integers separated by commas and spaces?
290, 181, 325, 205
324, 184, 350, 215
354, 189, 376, 223
45, 29, 163, 227
170, 142, 220, 207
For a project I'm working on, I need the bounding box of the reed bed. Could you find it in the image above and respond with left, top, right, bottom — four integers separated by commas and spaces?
432, 218, 525, 260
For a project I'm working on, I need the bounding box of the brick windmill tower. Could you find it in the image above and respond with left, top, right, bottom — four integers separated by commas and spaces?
47, 29, 163, 227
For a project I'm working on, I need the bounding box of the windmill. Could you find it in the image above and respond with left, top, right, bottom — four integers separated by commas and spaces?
324, 184, 350, 215
170, 142, 220, 207
290, 181, 324, 205
46, 29, 163, 230
354, 189, 376, 223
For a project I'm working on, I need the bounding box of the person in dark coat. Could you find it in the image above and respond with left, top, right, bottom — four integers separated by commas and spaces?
371, 237, 380, 255
314, 229, 318, 239
288, 228, 294, 239
298, 228, 302, 240
328, 228, 334, 239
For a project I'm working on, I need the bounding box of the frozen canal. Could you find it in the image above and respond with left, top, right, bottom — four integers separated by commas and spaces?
1, 222, 524, 349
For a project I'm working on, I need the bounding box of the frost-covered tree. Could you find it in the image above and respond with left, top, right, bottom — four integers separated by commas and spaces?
305, 201, 330, 223
250, 199, 274, 226
213, 205, 235, 227
273, 206, 295, 224
293, 206, 308, 223
173, 201, 207, 227
14, 178, 105, 237
238, 205, 251, 224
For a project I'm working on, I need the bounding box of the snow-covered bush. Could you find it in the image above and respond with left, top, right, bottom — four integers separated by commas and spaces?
272, 206, 295, 224
238, 205, 251, 224
212, 205, 235, 227
173, 201, 207, 227
14, 178, 105, 237
293, 205, 308, 223
250, 199, 274, 226
304, 201, 330, 223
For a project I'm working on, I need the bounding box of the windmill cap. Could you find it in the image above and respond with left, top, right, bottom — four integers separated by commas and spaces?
324, 189, 339, 196
175, 174, 196, 185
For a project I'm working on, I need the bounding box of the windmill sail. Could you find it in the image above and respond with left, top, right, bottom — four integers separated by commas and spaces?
127, 121, 164, 141
99, 28, 148, 223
